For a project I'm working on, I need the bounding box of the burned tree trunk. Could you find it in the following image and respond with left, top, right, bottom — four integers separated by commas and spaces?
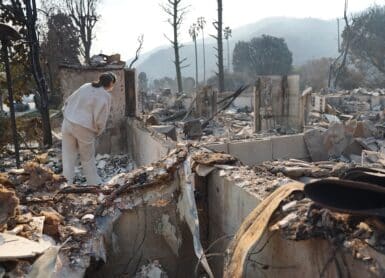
197, 17, 207, 85
162, 0, 188, 93
173, 2, 183, 93
25, 0, 52, 147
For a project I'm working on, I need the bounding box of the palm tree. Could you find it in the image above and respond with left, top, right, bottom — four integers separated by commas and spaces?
189, 23, 199, 89
197, 17, 206, 84
224, 26, 232, 72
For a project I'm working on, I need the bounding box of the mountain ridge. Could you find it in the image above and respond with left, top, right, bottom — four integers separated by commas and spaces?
133, 17, 340, 80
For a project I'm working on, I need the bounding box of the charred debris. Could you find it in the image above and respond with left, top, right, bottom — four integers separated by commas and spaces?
4, 72, 385, 277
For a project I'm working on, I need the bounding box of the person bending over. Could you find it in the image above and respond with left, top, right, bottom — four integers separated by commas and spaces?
62, 72, 116, 185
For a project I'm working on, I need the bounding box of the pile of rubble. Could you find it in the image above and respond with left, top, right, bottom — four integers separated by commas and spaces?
261, 159, 351, 179
200, 109, 284, 144
304, 119, 385, 163
216, 164, 291, 198
0, 162, 97, 277
0, 149, 175, 276
1, 147, 136, 185
141, 86, 288, 144
277, 196, 383, 249
0, 144, 240, 277
272, 192, 385, 276
309, 87, 385, 128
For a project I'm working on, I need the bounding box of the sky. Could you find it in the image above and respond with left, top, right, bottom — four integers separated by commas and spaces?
93, 0, 384, 61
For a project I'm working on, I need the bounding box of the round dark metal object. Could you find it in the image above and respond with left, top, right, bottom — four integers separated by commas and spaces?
305, 178, 385, 216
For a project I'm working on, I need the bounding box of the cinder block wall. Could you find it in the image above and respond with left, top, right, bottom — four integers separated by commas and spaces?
205, 134, 310, 166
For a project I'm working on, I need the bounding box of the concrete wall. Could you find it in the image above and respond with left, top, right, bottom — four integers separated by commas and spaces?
205, 134, 309, 166
254, 75, 302, 132
126, 118, 176, 166
207, 170, 260, 276
245, 233, 378, 278
110, 207, 196, 277
96, 121, 127, 154
59, 65, 126, 125
91, 186, 197, 278
287, 75, 301, 129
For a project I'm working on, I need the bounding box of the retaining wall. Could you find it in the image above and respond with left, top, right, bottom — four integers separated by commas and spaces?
126, 118, 176, 166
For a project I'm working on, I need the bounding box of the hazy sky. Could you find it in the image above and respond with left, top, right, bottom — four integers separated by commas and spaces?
93, 0, 383, 60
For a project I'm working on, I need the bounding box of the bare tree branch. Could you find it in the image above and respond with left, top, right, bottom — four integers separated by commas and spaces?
128, 34, 144, 69
64, 0, 99, 64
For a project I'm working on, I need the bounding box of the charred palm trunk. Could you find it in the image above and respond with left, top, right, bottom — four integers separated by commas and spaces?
202, 28, 206, 84
227, 38, 230, 71
194, 38, 198, 88
217, 0, 225, 92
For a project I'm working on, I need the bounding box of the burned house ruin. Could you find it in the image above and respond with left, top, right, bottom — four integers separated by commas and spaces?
2, 60, 385, 278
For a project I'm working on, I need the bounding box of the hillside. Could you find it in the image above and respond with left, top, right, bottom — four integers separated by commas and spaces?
135, 17, 340, 80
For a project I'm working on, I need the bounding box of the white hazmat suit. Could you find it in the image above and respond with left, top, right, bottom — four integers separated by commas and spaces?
62, 83, 111, 184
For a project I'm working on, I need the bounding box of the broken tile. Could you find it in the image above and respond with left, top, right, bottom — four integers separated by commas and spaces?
0, 233, 52, 260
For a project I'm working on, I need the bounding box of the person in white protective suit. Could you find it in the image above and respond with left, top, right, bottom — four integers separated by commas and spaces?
61, 72, 116, 185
